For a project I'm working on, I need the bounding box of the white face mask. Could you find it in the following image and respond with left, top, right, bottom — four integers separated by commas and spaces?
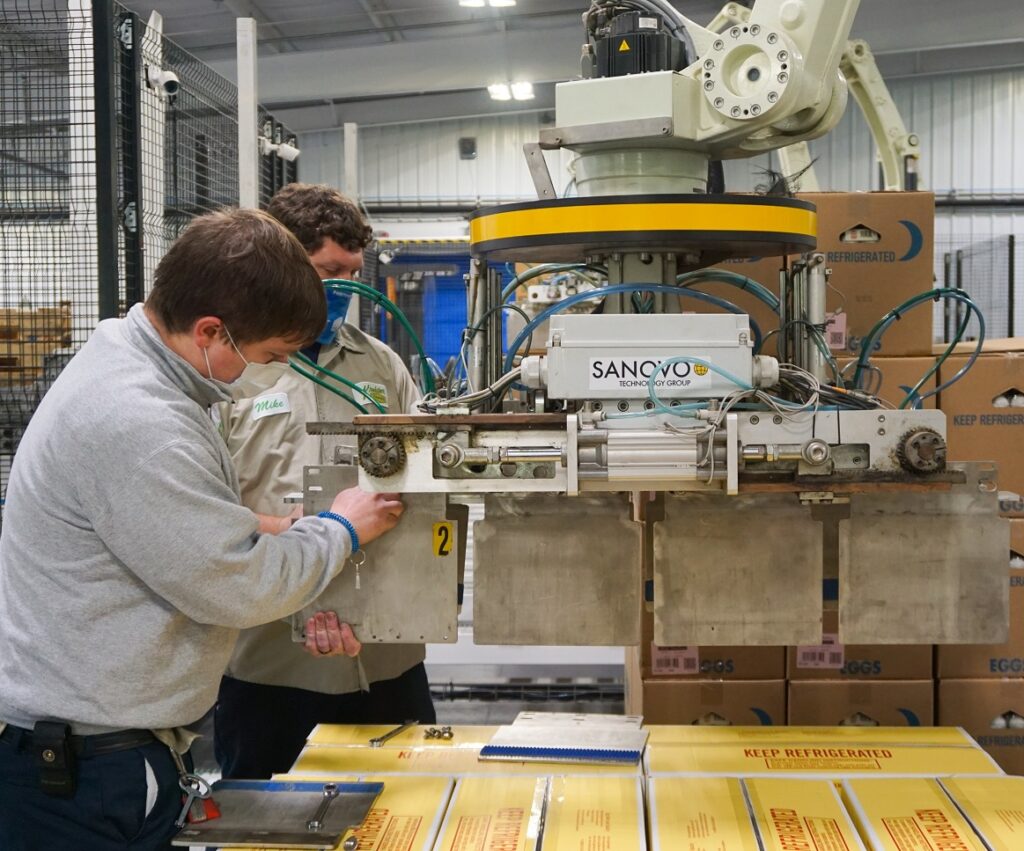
201, 326, 272, 401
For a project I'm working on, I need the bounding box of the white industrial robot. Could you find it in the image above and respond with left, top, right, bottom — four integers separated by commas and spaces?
296, 0, 1007, 655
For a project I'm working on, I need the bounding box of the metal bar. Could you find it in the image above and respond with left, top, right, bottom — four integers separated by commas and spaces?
1009, 234, 1016, 337
119, 12, 145, 306
955, 249, 966, 334
93, 0, 120, 320
343, 122, 359, 200
942, 251, 952, 343
236, 18, 259, 209
522, 142, 556, 200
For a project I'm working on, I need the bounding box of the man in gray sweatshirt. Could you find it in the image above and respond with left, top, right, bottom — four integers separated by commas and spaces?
0, 208, 404, 850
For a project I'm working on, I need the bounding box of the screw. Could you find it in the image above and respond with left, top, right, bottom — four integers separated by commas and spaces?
852, 456, 862, 464
704, 59, 715, 70
713, 39, 724, 51
714, 97, 725, 108
617, 400, 630, 412
730, 26, 741, 38
704, 80, 715, 91
767, 91, 779, 103
343, 838, 358, 851
777, 50, 789, 62
877, 415, 885, 422
750, 415, 760, 424
773, 415, 783, 424
750, 24, 761, 35
750, 104, 761, 116
778, 71, 789, 83
878, 428, 886, 436
767, 32, 778, 44
731, 106, 742, 117
643, 400, 656, 411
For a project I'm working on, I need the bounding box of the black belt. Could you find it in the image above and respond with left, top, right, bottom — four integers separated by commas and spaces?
0, 724, 156, 757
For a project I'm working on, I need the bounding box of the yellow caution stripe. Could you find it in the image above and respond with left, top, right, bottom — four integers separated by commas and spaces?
470, 197, 816, 246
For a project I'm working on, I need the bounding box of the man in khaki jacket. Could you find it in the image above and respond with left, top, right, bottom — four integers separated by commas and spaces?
214, 184, 435, 779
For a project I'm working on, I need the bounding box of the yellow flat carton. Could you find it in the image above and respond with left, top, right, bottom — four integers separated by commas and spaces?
542, 776, 646, 851
220, 775, 453, 851
307, 724, 498, 749
842, 778, 987, 851
292, 745, 641, 777
644, 744, 1002, 778
647, 777, 761, 851
433, 776, 543, 851
941, 776, 1024, 850
643, 726, 978, 748
746, 778, 866, 851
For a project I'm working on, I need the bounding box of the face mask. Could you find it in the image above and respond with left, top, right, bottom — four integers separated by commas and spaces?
318, 288, 353, 345
200, 326, 268, 401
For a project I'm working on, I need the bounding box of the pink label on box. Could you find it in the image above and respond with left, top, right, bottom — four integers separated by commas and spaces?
650, 644, 700, 676
796, 634, 845, 669
825, 311, 847, 351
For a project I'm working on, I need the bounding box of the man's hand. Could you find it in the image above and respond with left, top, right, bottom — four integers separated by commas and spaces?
303, 611, 362, 658
329, 487, 404, 546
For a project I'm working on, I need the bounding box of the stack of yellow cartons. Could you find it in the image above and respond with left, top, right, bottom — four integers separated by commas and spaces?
935, 339, 1024, 776
626, 607, 786, 725
0, 302, 72, 384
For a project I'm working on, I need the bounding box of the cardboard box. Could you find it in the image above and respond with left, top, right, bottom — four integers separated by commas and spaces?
695, 191, 936, 358
937, 519, 1024, 679
647, 777, 761, 850
788, 680, 934, 727
940, 776, 1024, 847
937, 679, 1024, 775
639, 608, 785, 680
836, 357, 938, 408
789, 610, 933, 680
746, 779, 865, 850
644, 742, 1001, 778
940, 351, 1024, 500
306, 724, 497, 749
842, 778, 987, 851
291, 743, 642, 776
638, 678, 786, 726
644, 725, 977, 748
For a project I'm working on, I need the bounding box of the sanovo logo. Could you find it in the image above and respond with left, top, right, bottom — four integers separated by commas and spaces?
898, 220, 923, 262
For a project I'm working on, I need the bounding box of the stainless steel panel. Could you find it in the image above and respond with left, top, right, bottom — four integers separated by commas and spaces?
654, 493, 823, 645
473, 494, 642, 645
839, 462, 1009, 644
293, 465, 460, 643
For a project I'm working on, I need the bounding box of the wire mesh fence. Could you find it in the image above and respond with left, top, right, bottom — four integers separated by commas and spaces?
935, 234, 1020, 342
0, 0, 298, 519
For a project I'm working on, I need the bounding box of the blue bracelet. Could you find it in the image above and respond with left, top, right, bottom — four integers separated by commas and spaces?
317, 511, 360, 552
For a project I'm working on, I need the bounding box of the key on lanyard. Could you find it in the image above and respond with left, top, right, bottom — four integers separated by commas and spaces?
169, 748, 220, 828
349, 550, 367, 590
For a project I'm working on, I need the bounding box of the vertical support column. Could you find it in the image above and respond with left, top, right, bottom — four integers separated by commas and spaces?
92, 0, 119, 320
118, 12, 144, 307
236, 17, 258, 209
343, 122, 361, 326
942, 251, 952, 343
1009, 235, 1016, 337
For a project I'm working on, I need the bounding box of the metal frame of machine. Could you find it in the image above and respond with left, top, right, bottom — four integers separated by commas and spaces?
299, 0, 1007, 651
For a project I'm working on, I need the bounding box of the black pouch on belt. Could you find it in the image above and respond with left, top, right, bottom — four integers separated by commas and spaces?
34, 721, 76, 798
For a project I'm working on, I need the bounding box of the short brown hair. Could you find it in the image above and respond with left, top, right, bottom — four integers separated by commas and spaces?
266, 183, 373, 253
146, 208, 326, 345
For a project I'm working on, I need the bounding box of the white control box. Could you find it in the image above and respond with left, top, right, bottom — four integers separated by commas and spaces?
543, 313, 753, 400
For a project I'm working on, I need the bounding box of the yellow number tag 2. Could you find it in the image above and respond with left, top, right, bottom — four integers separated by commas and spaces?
432, 522, 454, 557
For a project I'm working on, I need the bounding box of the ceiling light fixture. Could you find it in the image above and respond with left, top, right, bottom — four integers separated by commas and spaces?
460, 0, 516, 7
487, 83, 512, 101
510, 81, 534, 100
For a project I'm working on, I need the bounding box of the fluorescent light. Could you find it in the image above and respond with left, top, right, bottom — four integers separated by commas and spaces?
459, 0, 486, 6
488, 83, 512, 101
510, 81, 534, 100
461, 0, 516, 6
488, 0, 517, 6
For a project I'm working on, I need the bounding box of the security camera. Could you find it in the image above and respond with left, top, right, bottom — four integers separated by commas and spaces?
275, 141, 300, 162
146, 65, 180, 98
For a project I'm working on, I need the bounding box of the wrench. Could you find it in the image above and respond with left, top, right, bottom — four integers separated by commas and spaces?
306, 782, 339, 832
369, 720, 417, 748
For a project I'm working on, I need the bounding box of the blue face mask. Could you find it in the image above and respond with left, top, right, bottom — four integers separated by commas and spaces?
318, 288, 353, 345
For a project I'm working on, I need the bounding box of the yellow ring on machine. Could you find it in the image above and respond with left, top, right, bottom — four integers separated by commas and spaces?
469, 194, 817, 264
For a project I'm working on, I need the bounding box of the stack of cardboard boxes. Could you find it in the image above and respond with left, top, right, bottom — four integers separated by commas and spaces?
937, 343, 1024, 775
626, 192, 1024, 775
625, 609, 786, 725
0, 302, 72, 385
